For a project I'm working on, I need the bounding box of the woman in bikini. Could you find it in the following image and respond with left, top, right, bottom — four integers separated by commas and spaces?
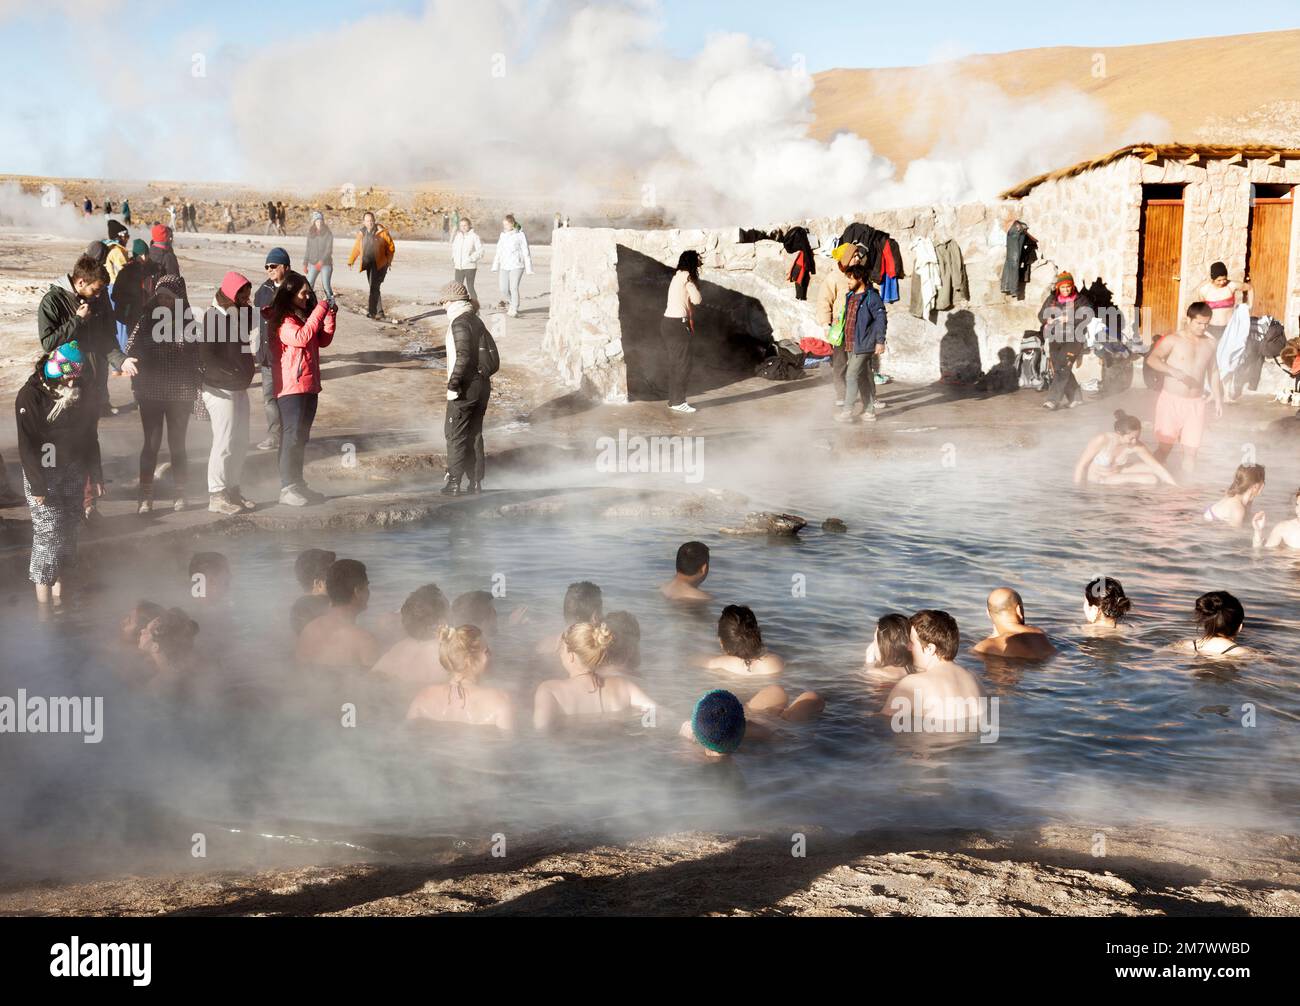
1195, 262, 1252, 336
1081, 577, 1132, 635
863, 612, 912, 683
533, 621, 658, 730
1203, 463, 1266, 531
701, 605, 785, 676
1175, 590, 1253, 658
406, 624, 515, 730
1073, 410, 1178, 486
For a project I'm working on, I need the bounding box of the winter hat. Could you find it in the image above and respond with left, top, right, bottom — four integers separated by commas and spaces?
310, 211, 324, 223
1054, 271, 1075, 288
131, 238, 149, 257
150, 224, 169, 245
831, 243, 853, 263
219, 271, 251, 301
265, 247, 291, 267
107, 219, 128, 242
437, 281, 471, 305
44, 341, 85, 380
691, 689, 746, 755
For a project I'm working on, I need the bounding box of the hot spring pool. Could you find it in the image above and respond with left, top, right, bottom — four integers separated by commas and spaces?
3, 460, 1300, 875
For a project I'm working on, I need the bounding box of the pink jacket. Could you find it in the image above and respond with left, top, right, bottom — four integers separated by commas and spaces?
268, 301, 336, 397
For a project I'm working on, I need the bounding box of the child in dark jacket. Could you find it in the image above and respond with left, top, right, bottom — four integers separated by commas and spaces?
836, 264, 888, 423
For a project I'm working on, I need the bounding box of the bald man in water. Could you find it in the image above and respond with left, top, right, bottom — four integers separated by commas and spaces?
972, 587, 1057, 659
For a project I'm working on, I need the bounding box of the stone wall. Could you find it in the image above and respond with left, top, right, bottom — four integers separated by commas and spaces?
545, 155, 1300, 402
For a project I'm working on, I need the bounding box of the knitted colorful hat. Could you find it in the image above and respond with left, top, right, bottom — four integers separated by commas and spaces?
44, 341, 85, 380
691, 689, 746, 754
131, 238, 149, 257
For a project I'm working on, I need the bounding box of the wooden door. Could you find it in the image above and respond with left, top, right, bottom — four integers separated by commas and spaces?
1138, 198, 1184, 337
1248, 196, 1293, 320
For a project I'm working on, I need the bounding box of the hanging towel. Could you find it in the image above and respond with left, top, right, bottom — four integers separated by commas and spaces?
1215, 303, 1252, 378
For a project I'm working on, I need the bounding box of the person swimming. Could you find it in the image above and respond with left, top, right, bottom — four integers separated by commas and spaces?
702, 604, 784, 676
863, 612, 912, 682
533, 620, 658, 730
972, 587, 1057, 659
679, 685, 824, 756
451, 590, 498, 636
1254, 488, 1300, 550
602, 610, 641, 674
1082, 577, 1132, 632
1203, 463, 1265, 530
295, 558, 380, 671
1176, 590, 1253, 658
535, 580, 603, 655
1073, 410, 1177, 486
290, 548, 335, 637
139, 607, 204, 698
406, 624, 514, 730
660, 540, 711, 601
372, 583, 450, 685
882, 610, 983, 728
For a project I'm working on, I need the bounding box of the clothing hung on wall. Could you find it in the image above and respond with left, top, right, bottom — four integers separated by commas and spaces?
1001, 220, 1036, 295
933, 239, 968, 311
909, 237, 940, 318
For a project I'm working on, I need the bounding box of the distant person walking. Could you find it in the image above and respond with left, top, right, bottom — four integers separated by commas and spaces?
304, 212, 336, 299
264, 201, 277, 236
439, 281, 497, 496
451, 216, 484, 302
348, 211, 396, 320
265, 272, 337, 506
661, 250, 702, 414
125, 274, 202, 513
82, 197, 92, 217
121, 199, 132, 225
200, 272, 257, 515
222, 204, 235, 233
16, 343, 102, 603
275, 201, 287, 236
490, 214, 532, 318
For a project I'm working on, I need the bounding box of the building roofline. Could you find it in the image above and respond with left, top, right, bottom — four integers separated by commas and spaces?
1000, 143, 1300, 199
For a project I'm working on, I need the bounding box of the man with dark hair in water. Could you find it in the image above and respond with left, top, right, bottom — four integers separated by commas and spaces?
536, 580, 603, 655
882, 610, 983, 729
373, 584, 451, 685
972, 587, 1056, 659
296, 558, 379, 671
661, 541, 711, 600
1145, 301, 1223, 474
289, 548, 335, 636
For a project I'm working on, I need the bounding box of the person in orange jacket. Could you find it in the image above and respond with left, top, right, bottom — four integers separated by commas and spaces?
347, 211, 396, 320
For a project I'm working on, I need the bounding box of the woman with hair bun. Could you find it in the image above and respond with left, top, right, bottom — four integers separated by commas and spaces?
406, 624, 514, 730
1176, 590, 1253, 658
1203, 463, 1266, 530
1082, 577, 1132, 633
533, 621, 658, 731
1072, 410, 1177, 486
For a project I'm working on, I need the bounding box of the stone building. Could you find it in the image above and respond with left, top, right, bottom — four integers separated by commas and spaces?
545, 142, 1299, 403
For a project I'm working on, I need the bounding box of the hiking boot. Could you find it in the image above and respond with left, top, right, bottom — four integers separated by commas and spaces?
440, 473, 461, 497
256, 437, 279, 452
465, 480, 481, 495
279, 485, 311, 507
208, 492, 243, 515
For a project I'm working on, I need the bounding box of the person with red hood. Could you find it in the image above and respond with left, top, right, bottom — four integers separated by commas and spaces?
201, 271, 258, 515
148, 224, 181, 278
264, 272, 337, 506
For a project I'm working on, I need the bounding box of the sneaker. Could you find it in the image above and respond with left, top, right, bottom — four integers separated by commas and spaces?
669, 402, 697, 414
256, 437, 279, 452
873, 372, 889, 385
83, 504, 103, 525
1043, 402, 1058, 411
137, 489, 153, 515
834, 410, 856, 424
507, 308, 518, 318
208, 492, 243, 515
861, 410, 878, 422
834, 400, 845, 408
873, 399, 888, 409
172, 495, 189, 513
279, 485, 311, 507
230, 487, 256, 511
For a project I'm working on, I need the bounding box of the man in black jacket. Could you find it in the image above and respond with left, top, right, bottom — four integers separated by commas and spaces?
439, 281, 494, 496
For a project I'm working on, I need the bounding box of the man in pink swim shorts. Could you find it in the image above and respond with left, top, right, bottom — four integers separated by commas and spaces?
1144, 302, 1223, 474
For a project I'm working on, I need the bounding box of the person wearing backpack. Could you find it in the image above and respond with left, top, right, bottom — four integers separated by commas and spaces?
439, 281, 497, 496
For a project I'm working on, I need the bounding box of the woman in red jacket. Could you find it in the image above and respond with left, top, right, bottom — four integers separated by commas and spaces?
264, 273, 337, 506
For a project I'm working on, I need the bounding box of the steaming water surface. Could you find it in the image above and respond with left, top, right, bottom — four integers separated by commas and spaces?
3, 462, 1300, 877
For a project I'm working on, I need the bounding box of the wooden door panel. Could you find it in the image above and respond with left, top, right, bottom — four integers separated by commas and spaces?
1139, 199, 1184, 337
1248, 198, 1293, 321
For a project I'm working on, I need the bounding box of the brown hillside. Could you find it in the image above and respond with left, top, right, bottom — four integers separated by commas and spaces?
811, 29, 1300, 168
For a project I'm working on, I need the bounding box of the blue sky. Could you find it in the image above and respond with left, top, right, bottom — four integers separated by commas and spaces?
1, 0, 1295, 179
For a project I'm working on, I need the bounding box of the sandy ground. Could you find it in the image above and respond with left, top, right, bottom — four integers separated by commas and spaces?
4, 826, 1298, 917
3, 227, 1300, 916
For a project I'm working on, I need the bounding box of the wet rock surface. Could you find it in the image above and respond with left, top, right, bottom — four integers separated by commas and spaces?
719, 511, 808, 536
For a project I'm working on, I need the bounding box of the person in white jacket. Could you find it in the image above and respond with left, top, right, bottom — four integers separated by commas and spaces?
490, 214, 532, 317
451, 217, 484, 302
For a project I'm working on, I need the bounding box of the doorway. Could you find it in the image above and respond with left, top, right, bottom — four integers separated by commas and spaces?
1137, 183, 1185, 338
1247, 184, 1293, 321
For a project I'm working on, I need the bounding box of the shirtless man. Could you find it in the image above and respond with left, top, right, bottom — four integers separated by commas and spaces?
535, 580, 602, 656
372, 584, 449, 685
296, 558, 380, 671
1255, 488, 1300, 551
1145, 302, 1223, 473
660, 540, 711, 601
881, 610, 983, 729
1195, 262, 1251, 335
972, 587, 1057, 660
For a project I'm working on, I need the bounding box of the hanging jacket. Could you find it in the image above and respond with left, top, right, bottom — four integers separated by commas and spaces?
1001, 221, 1035, 295
934, 239, 969, 311
908, 238, 941, 318
268, 300, 336, 397
14, 363, 102, 495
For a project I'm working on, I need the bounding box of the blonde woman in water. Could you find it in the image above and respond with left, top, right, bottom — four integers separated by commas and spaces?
406, 624, 515, 731
533, 621, 658, 731
1073, 411, 1177, 486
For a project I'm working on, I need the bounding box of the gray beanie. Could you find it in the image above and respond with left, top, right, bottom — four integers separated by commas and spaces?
438, 281, 471, 305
